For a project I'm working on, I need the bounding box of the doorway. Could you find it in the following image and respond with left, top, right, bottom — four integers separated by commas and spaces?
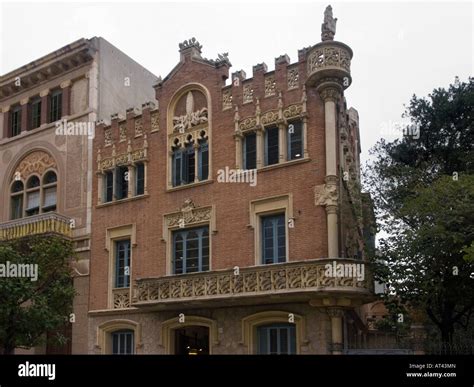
173, 325, 210, 355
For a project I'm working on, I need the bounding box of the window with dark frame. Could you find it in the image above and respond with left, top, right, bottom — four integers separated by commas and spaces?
287, 120, 303, 160
243, 132, 257, 170
10, 181, 24, 220
49, 90, 62, 123
173, 226, 209, 274
25, 176, 41, 217
198, 140, 209, 181
115, 166, 128, 200
10, 106, 22, 137
257, 323, 296, 354
135, 163, 145, 196
264, 126, 279, 166
111, 330, 134, 355
42, 171, 57, 213
115, 239, 131, 288
30, 98, 42, 129
172, 144, 196, 187
261, 213, 286, 264
104, 171, 113, 202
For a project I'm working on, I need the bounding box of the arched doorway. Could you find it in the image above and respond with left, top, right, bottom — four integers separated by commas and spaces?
173, 325, 209, 355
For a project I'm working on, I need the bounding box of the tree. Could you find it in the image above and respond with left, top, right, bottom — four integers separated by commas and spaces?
0, 235, 76, 354
365, 77, 474, 347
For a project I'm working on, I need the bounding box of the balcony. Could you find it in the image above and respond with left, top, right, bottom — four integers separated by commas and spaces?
306, 41, 353, 89
0, 212, 72, 240
133, 258, 373, 309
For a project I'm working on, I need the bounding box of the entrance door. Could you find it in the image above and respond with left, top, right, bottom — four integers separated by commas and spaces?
174, 325, 210, 355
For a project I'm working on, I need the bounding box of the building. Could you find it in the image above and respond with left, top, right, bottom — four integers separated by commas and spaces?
0, 37, 158, 354
88, 7, 376, 355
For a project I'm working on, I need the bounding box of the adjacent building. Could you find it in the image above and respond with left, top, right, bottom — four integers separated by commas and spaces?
0, 37, 158, 354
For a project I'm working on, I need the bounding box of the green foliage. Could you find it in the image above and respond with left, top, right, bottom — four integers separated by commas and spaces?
0, 235, 76, 354
365, 78, 474, 344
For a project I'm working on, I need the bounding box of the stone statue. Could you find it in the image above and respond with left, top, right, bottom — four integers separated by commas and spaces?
321, 5, 337, 41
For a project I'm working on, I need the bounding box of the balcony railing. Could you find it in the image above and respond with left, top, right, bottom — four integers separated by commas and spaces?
133, 258, 372, 307
0, 212, 72, 240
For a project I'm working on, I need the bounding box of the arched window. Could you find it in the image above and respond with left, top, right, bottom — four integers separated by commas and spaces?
10, 169, 58, 219
10, 181, 24, 220
42, 171, 57, 212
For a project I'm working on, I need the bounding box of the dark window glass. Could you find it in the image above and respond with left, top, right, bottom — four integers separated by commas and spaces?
104, 171, 113, 202
135, 163, 145, 196
27, 176, 40, 188
112, 330, 134, 355
11, 106, 22, 137
287, 121, 303, 160
265, 126, 279, 166
115, 239, 131, 288
173, 226, 209, 274
261, 214, 286, 264
115, 167, 128, 200
49, 90, 62, 123
198, 140, 209, 181
257, 324, 296, 355
243, 133, 256, 170
185, 145, 195, 184
172, 149, 182, 187
43, 171, 57, 184
30, 98, 42, 129
11, 195, 23, 220
11, 181, 24, 193
172, 144, 196, 186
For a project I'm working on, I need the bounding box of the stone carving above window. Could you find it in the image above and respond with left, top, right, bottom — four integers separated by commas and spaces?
104, 128, 112, 146
243, 83, 253, 104
135, 118, 143, 137
287, 67, 299, 89
261, 110, 279, 126
119, 124, 127, 142
264, 75, 276, 97
222, 89, 232, 110
164, 199, 213, 232
15, 151, 57, 180
173, 91, 208, 133
151, 112, 159, 132
283, 104, 303, 119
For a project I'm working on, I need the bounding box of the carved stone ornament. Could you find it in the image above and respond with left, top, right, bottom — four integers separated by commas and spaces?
321, 5, 337, 41
314, 183, 338, 207
151, 112, 160, 131
287, 67, 299, 89
222, 89, 233, 110
165, 199, 212, 228
15, 151, 56, 180
173, 91, 208, 132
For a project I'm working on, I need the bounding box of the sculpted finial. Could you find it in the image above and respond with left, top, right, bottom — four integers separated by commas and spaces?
321, 5, 337, 41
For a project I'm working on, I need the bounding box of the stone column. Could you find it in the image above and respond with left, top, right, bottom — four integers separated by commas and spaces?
60, 80, 72, 117
194, 142, 200, 183
127, 165, 135, 198
40, 89, 50, 125
318, 87, 341, 258
20, 98, 29, 132
327, 308, 344, 355
97, 172, 104, 205
278, 123, 286, 163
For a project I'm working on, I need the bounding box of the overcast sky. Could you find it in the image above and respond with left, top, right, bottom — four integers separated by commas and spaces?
1, 1, 472, 167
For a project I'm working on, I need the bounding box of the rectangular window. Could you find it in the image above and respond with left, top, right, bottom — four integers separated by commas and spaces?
198, 141, 209, 181
257, 324, 296, 354
104, 171, 113, 202
264, 126, 279, 166
49, 90, 62, 123
42, 187, 57, 212
10, 106, 22, 137
135, 163, 145, 196
261, 214, 286, 264
172, 150, 182, 187
25, 191, 40, 216
30, 98, 42, 129
185, 146, 195, 184
172, 145, 196, 187
112, 330, 134, 355
115, 239, 131, 288
115, 167, 128, 200
243, 133, 257, 170
11, 195, 23, 220
287, 121, 303, 160
173, 226, 209, 274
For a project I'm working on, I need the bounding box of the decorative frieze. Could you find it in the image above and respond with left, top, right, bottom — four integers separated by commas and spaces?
119, 124, 127, 142
260, 110, 279, 126
243, 83, 253, 104
283, 104, 303, 119
14, 151, 57, 180
287, 67, 299, 89
222, 89, 233, 110
264, 75, 276, 97
135, 118, 143, 137
104, 128, 112, 147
